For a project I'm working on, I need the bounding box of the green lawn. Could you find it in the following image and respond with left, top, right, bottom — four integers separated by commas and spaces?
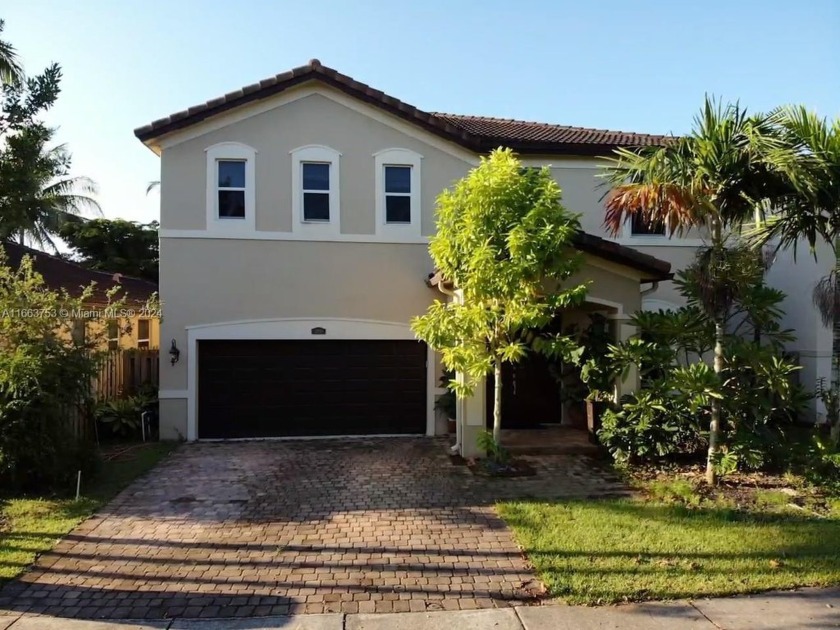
0, 441, 178, 585
499, 498, 840, 605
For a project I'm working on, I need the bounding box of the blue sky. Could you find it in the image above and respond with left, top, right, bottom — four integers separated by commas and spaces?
4, 0, 839, 224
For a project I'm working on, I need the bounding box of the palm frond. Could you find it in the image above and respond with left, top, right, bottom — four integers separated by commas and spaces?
0, 20, 23, 85
813, 273, 839, 328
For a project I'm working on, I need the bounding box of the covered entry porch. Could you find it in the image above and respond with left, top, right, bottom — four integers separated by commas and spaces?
428, 232, 672, 458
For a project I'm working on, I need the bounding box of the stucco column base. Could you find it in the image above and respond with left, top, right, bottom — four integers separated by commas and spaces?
458, 374, 487, 458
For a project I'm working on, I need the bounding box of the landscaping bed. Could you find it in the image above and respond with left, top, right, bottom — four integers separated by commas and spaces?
0, 441, 178, 585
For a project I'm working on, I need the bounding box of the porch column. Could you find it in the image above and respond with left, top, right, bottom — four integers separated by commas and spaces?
613, 317, 639, 400
458, 374, 486, 458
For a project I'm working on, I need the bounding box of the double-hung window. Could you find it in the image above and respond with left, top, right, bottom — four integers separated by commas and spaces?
205, 142, 256, 231
384, 166, 412, 224
374, 148, 422, 236
291, 145, 341, 234
302, 162, 331, 222
217, 160, 246, 219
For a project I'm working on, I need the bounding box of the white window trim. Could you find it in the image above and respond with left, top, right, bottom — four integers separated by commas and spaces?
291, 145, 341, 235
374, 148, 422, 235
205, 142, 256, 232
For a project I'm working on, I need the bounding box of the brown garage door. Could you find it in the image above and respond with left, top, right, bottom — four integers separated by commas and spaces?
197, 339, 427, 439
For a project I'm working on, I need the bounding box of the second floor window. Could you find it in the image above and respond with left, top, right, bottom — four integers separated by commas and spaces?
302, 162, 331, 222
205, 142, 256, 231
631, 214, 666, 236
217, 160, 246, 219
384, 166, 411, 224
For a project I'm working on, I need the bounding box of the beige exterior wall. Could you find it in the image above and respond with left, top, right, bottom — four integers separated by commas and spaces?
159, 89, 472, 235
152, 83, 676, 439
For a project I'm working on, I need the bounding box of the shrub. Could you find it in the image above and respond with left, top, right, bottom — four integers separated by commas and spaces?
0, 251, 130, 493
599, 259, 807, 473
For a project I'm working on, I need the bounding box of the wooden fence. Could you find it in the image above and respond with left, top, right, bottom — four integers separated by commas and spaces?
94, 348, 160, 401
65, 348, 160, 442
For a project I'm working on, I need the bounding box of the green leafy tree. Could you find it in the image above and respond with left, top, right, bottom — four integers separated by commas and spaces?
60, 218, 159, 281
752, 107, 840, 443
0, 33, 99, 248
411, 148, 588, 445
602, 98, 787, 484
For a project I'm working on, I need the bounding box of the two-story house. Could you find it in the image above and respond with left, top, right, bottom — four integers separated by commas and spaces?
137, 59, 793, 453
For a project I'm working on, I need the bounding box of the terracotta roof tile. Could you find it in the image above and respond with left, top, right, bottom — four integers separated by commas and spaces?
135, 60, 673, 155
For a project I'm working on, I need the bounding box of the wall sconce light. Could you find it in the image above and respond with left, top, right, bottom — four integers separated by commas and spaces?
169, 339, 181, 366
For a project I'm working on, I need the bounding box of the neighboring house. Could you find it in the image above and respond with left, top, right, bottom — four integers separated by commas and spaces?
2, 241, 160, 350
135, 60, 819, 451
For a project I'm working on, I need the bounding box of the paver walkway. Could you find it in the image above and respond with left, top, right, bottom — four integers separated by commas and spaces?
0, 438, 626, 621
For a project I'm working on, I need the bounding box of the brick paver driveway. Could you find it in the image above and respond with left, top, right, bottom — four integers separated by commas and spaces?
0, 438, 626, 620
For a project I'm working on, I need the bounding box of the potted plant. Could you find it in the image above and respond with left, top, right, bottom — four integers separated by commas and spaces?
434, 371, 457, 434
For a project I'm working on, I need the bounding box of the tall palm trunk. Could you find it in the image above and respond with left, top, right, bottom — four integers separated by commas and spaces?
831, 244, 840, 445
493, 358, 502, 444
706, 218, 724, 485
706, 320, 724, 484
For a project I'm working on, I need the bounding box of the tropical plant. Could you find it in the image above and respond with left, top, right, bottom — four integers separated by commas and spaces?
602, 97, 788, 483
411, 148, 588, 446
600, 252, 807, 469
59, 218, 159, 281
0, 20, 23, 85
95, 397, 143, 439
0, 137, 100, 248
0, 27, 98, 248
751, 107, 840, 443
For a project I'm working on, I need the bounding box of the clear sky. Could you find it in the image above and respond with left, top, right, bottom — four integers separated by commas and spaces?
3, 0, 839, 225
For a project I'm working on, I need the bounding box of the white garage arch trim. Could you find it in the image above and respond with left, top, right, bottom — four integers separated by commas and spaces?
185, 318, 435, 441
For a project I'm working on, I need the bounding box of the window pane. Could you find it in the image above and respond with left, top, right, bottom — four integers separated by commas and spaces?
302, 163, 330, 191
303, 192, 330, 221
218, 160, 245, 188
385, 195, 411, 223
631, 214, 665, 236
218, 190, 246, 218
138, 319, 150, 339
385, 166, 411, 193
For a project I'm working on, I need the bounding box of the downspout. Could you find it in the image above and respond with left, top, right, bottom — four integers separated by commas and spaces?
432, 280, 460, 454
640, 280, 659, 297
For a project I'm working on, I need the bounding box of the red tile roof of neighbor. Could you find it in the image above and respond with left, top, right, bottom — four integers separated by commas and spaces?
2, 242, 158, 307
135, 59, 673, 155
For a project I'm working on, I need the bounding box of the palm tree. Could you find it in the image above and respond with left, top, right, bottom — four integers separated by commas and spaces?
754, 107, 840, 443
0, 19, 23, 85
0, 138, 101, 249
602, 97, 786, 484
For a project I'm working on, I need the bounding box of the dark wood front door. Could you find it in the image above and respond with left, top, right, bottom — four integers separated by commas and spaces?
485, 352, 562, 429
198, 339, 427, 439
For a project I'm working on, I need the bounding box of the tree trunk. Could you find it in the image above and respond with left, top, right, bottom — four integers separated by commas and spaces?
831, 247, 840, 445
706, 319, 724, 485
705, 217, 724, 486
493, 358, 502, 445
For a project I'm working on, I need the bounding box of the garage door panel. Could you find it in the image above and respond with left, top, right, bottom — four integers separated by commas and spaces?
198, 339, 427, 439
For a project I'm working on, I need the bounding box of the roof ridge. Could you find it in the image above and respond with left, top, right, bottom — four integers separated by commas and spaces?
136, 60, 673, 154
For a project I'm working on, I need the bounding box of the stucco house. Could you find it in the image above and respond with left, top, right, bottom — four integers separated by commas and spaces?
135, 60, 823, 453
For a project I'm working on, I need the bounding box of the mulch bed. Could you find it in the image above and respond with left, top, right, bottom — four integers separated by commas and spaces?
467, 458, 537, 478
630, 462, 837, 516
